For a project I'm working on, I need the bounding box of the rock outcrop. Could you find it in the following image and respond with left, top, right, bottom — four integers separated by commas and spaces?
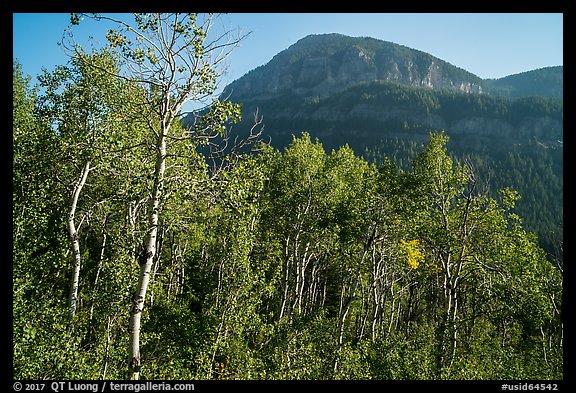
223, 34, 484, 104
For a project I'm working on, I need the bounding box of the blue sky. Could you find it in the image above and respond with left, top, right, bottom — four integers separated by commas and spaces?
13, 13, 563, 92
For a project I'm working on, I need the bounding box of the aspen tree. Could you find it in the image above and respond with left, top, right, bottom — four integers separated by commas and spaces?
65, 13, 258, 379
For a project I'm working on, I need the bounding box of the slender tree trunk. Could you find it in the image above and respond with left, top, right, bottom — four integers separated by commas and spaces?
67, 161, 91, 325
371, 253, 386, 341
127, 198, 147, 265
279, 237, 291, 321
89, 216, 107, 331
102, 315, 112, 380
296, 243, 311, 315
446, 274, 459, 373
128, 129, 167, 380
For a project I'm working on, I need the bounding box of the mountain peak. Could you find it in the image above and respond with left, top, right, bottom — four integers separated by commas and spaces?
294, 32, 349, 42
223, 33, 483, 103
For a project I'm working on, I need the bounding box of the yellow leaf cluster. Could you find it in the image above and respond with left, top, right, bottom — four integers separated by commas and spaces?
400, 239, 425, 269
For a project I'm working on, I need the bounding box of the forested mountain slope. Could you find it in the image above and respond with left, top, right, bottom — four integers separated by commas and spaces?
484, 66, 563, 98
182, 34, 563, 263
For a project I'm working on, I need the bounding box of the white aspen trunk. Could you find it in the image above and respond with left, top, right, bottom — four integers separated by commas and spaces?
448, 288, 458, 371
128, 129, 167, 380
321, 278, 327, 308
94, 228, 106, 288
296, 243, 311, 314
308, 260, 320, 314
290, 226, 302, 317
371, 270, 381, 341
394, 292, 402, 332
127, 198, 147, 265
359, 291, 370, 341
89, 222, 107, 327
387, 285, 396, 335
293, 258, 301, 315
445, 264, 461, 373
371, 254, 386, 341
67, 161, 91, 324
279, 237, 291, 321
149, 226, 164, 307
102, 315, 112, 380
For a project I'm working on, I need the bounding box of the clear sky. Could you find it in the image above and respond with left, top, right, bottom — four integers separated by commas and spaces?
13, 13, 563, 91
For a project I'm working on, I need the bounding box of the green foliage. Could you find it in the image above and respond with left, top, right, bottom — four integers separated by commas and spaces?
17, 129, 564, 380
229, 76, 562, 265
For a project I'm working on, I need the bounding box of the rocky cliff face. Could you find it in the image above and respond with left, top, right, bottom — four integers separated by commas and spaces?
224, 34, 484, 103
183, 33, 562, 156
